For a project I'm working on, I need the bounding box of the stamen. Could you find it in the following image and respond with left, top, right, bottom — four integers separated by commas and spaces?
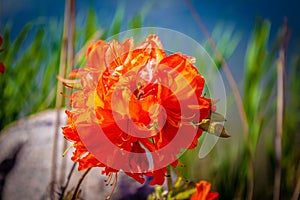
135, 82, 144, 100
57, 75, 80, 84
137, 91, 144, 100
105, 173, 113, 186
106, 172, 118, 200
62, 145, 74, 157
137, 82, 142, 90
60, 92, 71, 98
63, 82, 74, 88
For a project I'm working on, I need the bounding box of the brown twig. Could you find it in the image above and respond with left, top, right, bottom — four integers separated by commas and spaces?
274, 18, 290, 200
184, 0, 253, 199
291, 164, 300, 200
59, 0, 76, 186
50, 0, 70, 198
71, 168, 92, 200
59, 162, 77, 200
166, 166, 173, 193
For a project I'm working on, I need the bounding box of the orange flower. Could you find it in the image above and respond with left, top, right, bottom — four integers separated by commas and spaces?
62, 35, 213, 185
190, 180, 219, 200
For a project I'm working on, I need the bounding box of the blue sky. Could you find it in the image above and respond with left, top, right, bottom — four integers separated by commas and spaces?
1, 0, 299, 40
1, 0, 299, 80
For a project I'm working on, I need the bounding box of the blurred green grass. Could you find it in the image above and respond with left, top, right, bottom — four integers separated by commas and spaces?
0, 22, 60, 130
177, 18, 300, 200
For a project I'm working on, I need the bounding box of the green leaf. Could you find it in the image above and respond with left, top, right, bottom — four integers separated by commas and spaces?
168, 179, 196, 199
109, 5, 125, 37
209, 111, 227, 122
171, 188, 196, 200
197, 119, 230, 138
4, 23, 33, 65
128, 13, 143, 29
244, 18, 270, 87
204, 23, 241, 69
84, 9, 98, 42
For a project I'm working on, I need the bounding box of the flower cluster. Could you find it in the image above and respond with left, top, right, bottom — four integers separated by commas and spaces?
62, 35, 214, 185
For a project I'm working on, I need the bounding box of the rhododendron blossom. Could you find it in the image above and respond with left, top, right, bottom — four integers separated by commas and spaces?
62, 34, 214, 185
190, 180, 219, 200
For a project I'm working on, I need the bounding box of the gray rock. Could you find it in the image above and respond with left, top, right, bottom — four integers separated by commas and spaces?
0, 110, 142, 200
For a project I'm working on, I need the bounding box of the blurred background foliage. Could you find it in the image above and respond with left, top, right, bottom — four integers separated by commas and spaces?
0, 1, 299, 200
0, 22, 61, 130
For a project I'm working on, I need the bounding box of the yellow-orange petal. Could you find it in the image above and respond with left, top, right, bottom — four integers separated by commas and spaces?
86, 40, 108, 71
190, 180, 219, 200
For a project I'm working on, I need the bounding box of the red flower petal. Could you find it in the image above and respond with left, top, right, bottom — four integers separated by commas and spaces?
190, 180, 219, 200
0, 63, 5, 74
62, 34, 215, 185
147, 168, 166, 185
